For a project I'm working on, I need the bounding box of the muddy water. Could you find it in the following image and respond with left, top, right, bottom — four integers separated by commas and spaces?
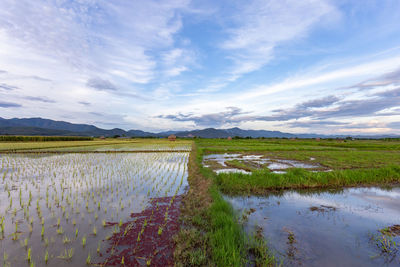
225, 187, 400, 266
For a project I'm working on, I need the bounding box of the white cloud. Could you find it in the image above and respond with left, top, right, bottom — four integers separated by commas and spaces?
0, 0, 193, 85
0, 0, 399, 135
220, 0, 337, 79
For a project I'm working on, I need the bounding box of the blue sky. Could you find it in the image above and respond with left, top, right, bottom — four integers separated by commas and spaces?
0, 0, 400, 134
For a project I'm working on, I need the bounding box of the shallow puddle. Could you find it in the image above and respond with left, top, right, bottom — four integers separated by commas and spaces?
225, 186, 400, 266
215, 169, 251, 174
203, 153, 325, 174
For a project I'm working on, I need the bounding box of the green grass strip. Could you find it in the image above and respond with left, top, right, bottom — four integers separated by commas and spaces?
215, 165, 400, 194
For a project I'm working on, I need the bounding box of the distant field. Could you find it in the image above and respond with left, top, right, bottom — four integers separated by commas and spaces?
197, 138, 400, 151
0, 138, 192, 152
0, 136, 94, 142
196, 139, 400, 193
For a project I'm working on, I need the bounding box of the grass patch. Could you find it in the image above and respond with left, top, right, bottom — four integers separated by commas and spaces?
225, 159, 254, 172
259, 150, 400, 169
215, 166, 400, 194
197, 138, 400, 152
175, 144, 277, 266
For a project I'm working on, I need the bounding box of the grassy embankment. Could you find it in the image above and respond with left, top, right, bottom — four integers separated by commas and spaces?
197, 138, 400, 194
174, 143, 277, 266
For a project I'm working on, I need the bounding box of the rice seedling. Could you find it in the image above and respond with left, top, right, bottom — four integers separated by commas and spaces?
57, 248, 74, 260
3, 252, 8, 266
44, 250, 49, 264
93, 226, 97, 236
26, 247, 32, 262
82, 235, 87, 248
63, 235, 71, 244
41, 225, 45, 238
158, 226, 163, 236
0, 225, 3, 237
57, 226, 64, 235
86, 252, 91, 265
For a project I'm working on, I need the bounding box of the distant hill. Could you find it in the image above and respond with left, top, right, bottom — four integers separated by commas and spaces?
0, 117, 156, 137
0, 117, 398, 139
173, 127, 319, 138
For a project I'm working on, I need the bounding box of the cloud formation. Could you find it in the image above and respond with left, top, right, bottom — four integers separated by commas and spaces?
0, 101, 22, 108
346, 66, 400, 90
220, 0, 336, 79
87, 78, 117, 91
0, 83, 19, 91
159, 89, 400, 128
24, 96, 56, 103
157, 107, 247, 127
79, 101, 91, 106
0, 1, 399, 134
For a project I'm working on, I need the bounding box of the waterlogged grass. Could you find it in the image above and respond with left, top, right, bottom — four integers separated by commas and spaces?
225, 159, 254, 172
195, 139, 400, 194
208, 185, 247, 266
178, 139, 400, 266
259, 150, 400, 169
215, 166, 400, 194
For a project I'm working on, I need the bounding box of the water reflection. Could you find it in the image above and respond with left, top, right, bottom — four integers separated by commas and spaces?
226, 186, 400, 266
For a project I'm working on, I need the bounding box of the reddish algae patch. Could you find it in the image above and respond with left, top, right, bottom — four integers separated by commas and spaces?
101, 195, 183, 266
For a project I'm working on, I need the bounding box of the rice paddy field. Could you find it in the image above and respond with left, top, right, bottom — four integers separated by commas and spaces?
195, 138, 400, 266
0, 139, 191, 266
1, 137, 400, 266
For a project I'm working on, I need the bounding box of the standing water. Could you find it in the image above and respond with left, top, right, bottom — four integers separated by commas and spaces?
225, 187, 400, 266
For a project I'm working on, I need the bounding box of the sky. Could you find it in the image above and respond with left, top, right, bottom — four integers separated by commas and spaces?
0, 0, 400, 135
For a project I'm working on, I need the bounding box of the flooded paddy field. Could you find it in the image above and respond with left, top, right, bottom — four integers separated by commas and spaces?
192, 139, 400, 265
0, 151, 189, 266
0, 139, 192, 153
203, 153, 328, 174
33, 142, 192, 153
226, 186, 400, 266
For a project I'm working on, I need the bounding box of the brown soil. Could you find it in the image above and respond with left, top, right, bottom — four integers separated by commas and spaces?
100, 195, 183, 266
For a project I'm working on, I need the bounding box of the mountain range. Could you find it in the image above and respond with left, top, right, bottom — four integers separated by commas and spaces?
0, 117, 398, 139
